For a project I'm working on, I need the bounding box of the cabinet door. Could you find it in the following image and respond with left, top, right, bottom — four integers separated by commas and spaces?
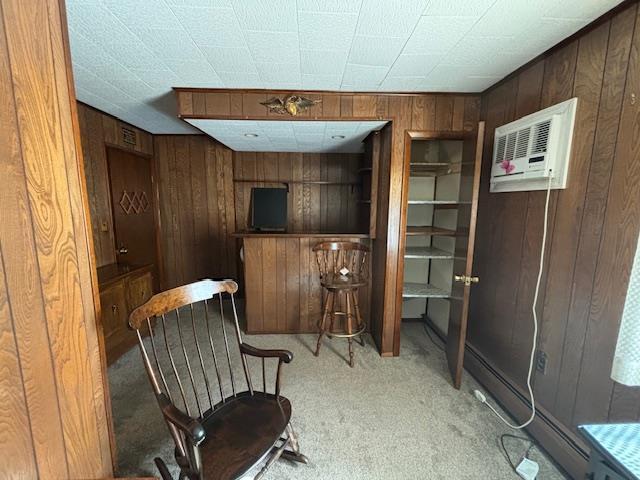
99, 282, 128, 364
126, 271, 153, 312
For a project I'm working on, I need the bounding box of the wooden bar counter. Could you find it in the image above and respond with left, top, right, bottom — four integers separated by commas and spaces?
233, 231, 371, 334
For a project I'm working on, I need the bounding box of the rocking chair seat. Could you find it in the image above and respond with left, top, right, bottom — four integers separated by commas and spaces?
200, 391, 292, 480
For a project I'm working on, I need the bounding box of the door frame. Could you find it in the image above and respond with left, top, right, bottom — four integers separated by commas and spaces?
393, 126, 484, 373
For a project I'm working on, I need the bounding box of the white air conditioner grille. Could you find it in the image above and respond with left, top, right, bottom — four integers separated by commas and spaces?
505, 131, 517, 161
532, 120, 551, 154
515, 128, 530, 158
495, 135, 506, 164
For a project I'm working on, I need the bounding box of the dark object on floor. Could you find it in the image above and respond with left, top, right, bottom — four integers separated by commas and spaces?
313, 241, 369, 367
129, 279, 308, 480
579, 423, 640, 480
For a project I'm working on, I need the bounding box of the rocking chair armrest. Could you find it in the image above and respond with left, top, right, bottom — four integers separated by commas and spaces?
157, 394, 206, 445
240, 343, 293, 363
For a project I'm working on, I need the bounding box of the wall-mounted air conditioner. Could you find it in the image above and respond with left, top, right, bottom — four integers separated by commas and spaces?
490, 98, 577, 193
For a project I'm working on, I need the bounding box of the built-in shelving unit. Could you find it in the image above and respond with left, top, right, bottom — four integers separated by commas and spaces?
403, 138, 464, 314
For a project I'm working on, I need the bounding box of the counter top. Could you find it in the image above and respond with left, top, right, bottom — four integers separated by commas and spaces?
233, 231, 370, 238
97, 263, 153, 286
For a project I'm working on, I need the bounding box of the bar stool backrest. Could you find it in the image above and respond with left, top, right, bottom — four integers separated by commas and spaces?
312, 241, 369, 278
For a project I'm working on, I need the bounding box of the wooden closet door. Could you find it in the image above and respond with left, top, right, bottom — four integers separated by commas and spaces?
446, 122, 485, 389
107, 147, 156, 267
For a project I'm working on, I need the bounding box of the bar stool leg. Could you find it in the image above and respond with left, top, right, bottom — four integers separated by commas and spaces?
315, 290, 333, 356
345, 290, 354, 367
352, 290, 365, 347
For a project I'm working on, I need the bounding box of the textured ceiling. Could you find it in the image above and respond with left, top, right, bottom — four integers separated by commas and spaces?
66, 0, 622, 134
186, 120, 387, 152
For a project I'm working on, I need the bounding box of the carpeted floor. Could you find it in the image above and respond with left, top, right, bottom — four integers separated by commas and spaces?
109, 305, 566, 480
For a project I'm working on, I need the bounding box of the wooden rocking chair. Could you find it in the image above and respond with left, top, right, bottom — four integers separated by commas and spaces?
128, 279, 308, 480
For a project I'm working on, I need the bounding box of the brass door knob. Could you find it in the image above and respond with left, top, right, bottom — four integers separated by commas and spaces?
454, 274, 479, 286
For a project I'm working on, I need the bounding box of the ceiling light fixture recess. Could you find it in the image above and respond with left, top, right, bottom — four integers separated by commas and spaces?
331, 135, 346, 139
244, 133, 259, 138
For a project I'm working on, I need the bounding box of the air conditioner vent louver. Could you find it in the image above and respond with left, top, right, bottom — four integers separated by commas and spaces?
490, 98, 577, 193
495, 135, 506, 164
532, 119, 551, 154
515, 128, 530, 158
505, 131, 517, 161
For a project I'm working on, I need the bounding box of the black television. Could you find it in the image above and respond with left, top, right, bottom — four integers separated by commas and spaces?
250, 187, 287, 231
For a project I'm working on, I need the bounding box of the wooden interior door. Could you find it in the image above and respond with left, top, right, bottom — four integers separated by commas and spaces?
446, 122, 485, 388
107, 147, 156, 267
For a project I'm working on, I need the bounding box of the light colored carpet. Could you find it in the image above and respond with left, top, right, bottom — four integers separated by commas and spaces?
108, 304, 566, 480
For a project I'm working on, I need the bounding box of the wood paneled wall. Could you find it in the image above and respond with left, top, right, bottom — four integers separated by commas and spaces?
77, 103, 153, 267
176, 89, 481, 355
233, 152, 363, 232
469, 2, 640, 476
0, 0, 112, 477
242, 236, 370, 333
154, 135, 236, 289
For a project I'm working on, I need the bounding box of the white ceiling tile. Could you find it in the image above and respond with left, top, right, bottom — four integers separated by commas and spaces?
188, 120, 386, 152
244, 31, 299, 63
216, 71, 262, 86
200, 46, 257, 72
543, 0, 617, 20
342, 64, 388, 86
387, 54, 443, 76
297, 12, 358, 51
422, 0, 496, 17
100, 42, 167, 70
348, 36, 405, 66
301, 50, 348, 75
104, 0, 179, 29
302, 73, 342, 90
297, 0, 362, 14
129, 67, 181, 89
404, 16, 477, 54
137, 28, 202, 59
165, 0, 232, 6
379, 76, 427, 91
231, 0, 297, 32
170, 7, 245, 47
255, 62, 301, 83
165, 60, 224, 85
355, 0, 425, 37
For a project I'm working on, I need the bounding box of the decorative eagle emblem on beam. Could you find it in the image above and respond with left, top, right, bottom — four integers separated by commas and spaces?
260, 95, 321, 116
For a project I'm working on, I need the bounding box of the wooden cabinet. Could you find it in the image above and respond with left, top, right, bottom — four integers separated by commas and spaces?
98, 264, 154, 365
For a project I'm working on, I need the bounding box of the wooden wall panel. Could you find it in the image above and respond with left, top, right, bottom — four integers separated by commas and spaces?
154, 135, 236, 289
242, 236, 370, 333
233, 152, 363, 233
469, 3, 640, 477
77, 103, 153, 267
0, 0, 112, 477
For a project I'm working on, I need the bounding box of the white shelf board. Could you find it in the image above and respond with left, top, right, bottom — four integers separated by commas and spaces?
404, 246, 453, 259
402, 283, 450, 298
407, 200, 470, 205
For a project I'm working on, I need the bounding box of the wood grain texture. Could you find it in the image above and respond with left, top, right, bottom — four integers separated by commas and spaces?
77, 103, 153, 267
0, 0, 112, 476
233, 152, 363, 233
242, 236, 371, 333
154, 135, 237, 289
469, 3, 640, 477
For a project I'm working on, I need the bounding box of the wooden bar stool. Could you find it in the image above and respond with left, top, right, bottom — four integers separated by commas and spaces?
312, 241, 369, 367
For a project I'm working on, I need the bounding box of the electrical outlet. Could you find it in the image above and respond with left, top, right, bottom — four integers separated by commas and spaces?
536, 350, 548, 374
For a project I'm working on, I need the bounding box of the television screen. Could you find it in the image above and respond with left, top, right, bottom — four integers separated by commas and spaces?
251, 187, 287, 231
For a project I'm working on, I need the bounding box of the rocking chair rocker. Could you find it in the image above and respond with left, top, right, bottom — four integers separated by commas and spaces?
128, 279, 308, 480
